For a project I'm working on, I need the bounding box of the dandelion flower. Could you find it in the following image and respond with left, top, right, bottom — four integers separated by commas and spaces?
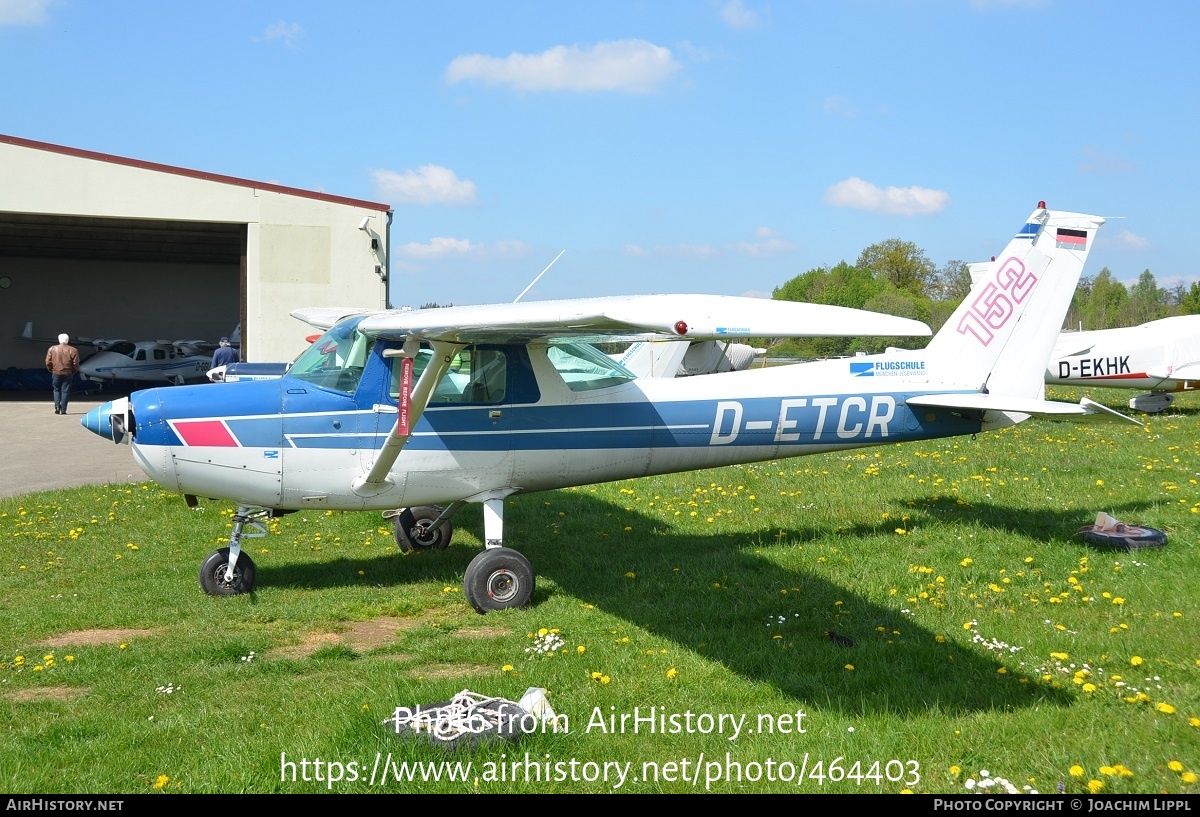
1087, 780, 1104, 793
576, 645, 586, 654
1130, 656, 1143, 666
666, 668, 677, 678
502, 664, 513, 672
153, 775, 169, 790
1157, 703, 1176, 714
1069, 765, 1084, 777
1182, 772, 1198, 785
1169, 761, 1184, 772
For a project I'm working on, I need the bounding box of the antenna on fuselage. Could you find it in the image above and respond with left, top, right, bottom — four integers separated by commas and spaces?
513, 249, 565, 303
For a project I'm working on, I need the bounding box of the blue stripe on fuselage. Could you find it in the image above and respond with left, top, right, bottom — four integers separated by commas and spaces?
129, 382, 982, 451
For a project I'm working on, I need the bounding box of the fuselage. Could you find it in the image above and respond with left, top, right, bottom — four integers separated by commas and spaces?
84, 331, 982, 512
1046, 316, 1200, 393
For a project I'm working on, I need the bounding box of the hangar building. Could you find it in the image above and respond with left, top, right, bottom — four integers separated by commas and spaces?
0, 133, 391, 378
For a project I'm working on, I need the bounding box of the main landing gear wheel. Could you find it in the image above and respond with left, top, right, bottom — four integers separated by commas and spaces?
199, 547, 257, 596
393, 506, 454, 553
463, 548, 535, 614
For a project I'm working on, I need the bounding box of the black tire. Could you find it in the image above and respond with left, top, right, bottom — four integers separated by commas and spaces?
1080, 527, 1166, 551
463, 548, 535, 614
393, 506, 453, 553
199, 548, 257, 596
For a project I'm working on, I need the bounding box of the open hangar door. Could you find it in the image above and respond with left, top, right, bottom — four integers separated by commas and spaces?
0, 213, 244, 381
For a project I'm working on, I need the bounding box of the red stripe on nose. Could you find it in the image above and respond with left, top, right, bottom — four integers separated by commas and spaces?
174, 420, 238, 447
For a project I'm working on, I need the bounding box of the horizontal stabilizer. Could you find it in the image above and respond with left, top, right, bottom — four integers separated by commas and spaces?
907, 393, 1142, 425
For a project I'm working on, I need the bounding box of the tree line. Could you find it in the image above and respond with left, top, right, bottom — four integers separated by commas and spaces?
765, 239, 1200, 360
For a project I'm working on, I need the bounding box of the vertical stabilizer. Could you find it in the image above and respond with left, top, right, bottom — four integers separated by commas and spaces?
924, 204, 1104, 398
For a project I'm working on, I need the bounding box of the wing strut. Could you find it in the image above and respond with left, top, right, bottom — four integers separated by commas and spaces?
352, 339, 465, 494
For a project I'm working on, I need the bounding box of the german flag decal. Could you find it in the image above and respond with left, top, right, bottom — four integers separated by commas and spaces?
1056, 228, 1087, 249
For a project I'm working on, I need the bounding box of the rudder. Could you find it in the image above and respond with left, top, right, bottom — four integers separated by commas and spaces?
924, 203, 1105, 398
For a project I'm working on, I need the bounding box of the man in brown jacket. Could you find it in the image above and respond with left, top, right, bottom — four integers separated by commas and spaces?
46, 333, 80, 415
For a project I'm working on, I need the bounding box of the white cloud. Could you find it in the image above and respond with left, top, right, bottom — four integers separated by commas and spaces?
720, 0, 760, 30
370, 165, 478, 206
1079, 145, 1134, 174
0, 0, 51, 25
655, 244, 719, 259
395, 237, 531, 260
396, 237, 473, 259
753, 226, 777, 239
673, 40, 712, 62
259, 21, 302, 48
739, 290, 773, 299
727, 237, 797, 258
1105, 228, 1151, 251
489, 239, 533, 258
445, 39, 679, 93
823, 95, 859, 118
822, 177, 950, 216
623, 244, 649, 257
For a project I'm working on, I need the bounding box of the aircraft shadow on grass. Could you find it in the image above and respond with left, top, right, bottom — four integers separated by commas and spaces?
234, 492, 1162, 717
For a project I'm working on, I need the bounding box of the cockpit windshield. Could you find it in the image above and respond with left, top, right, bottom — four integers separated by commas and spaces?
287, 317, 372, 395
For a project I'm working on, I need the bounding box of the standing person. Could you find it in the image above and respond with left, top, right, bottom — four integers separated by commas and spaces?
211, 336, 240, 370
46, 333, 80, 415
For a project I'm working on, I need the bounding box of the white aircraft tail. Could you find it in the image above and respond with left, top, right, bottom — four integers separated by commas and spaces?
923, 203, 1104, 398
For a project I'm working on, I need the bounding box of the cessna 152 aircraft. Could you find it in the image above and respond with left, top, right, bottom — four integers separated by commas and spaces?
82, 202, 1127, 614
1045, 315, 1200, 412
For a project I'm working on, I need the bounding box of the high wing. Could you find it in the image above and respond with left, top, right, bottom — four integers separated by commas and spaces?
293, 295, 932, 345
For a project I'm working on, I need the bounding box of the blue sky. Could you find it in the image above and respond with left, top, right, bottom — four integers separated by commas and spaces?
2, 0, 1196, 308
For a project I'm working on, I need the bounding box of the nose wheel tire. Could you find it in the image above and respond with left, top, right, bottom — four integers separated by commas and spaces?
199, 548, 257, 596
463, 548, 535, 614
393, 506, 454, 553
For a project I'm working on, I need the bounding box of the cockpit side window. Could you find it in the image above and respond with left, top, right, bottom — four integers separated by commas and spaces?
287, 317, 373, 395
546, 342, 636, 392
389, 346, 507, 404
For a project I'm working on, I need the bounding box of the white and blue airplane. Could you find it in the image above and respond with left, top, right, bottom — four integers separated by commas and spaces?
82, 202, 1129, 613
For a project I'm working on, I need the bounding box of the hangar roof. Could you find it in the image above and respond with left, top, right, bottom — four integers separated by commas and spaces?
0, 133, 390, 212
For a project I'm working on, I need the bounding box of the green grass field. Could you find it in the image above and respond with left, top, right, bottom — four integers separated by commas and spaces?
2, 387, 1197, 794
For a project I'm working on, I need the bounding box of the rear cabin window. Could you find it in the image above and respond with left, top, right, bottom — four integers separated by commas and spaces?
546, 343, 636, 392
